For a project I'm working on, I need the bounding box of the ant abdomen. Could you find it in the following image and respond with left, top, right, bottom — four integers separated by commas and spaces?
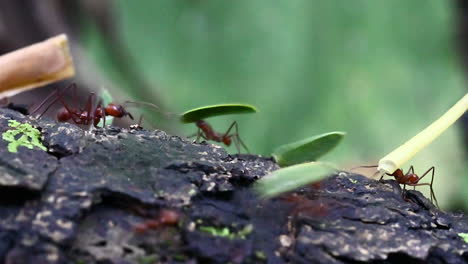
57, 107, 71, 122
407, 174, 419, 184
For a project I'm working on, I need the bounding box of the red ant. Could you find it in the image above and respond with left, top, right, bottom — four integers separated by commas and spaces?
356, 165, 439, 208
134, 209, 180, 233
193, 120, 249, 153
30, 83, 150, 128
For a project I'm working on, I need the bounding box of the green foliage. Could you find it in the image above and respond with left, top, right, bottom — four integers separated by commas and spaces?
199, 224, 253, 239
2, 120, 47, 153
254, 162, 335, 198
85, 1, 467, 209
459, 233, 468, 243
180, 104, 257, 123
273, 132, 345, 167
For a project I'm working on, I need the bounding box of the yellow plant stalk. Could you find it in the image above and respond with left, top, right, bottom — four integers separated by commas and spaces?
0, 34, 75, 100
377, 93, 468, 175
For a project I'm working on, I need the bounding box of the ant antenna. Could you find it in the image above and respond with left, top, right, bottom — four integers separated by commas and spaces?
123, 101, 175, 120
349, 165, 383, 179
349, 165, 378, 171
123, 101, 160, 110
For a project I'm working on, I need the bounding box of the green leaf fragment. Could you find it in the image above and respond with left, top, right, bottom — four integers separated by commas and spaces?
2, 120, 47, 153
349, 178, 358, 184
199, 226, 232, 237
459, 233, 468, 243
180, 103, 257, 123
199, 224, 253, 240
254, 162, 335, 198
273, 131, 345, 167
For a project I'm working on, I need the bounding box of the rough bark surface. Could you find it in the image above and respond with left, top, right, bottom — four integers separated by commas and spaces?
0, 106, 467, 264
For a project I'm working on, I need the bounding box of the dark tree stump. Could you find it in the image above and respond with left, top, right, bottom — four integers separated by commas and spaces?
0, 107, 466, 264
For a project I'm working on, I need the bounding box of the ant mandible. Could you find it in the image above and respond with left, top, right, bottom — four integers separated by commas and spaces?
30, 83, 134, 127
193, 120, 250, 153
357, 165, 439, 208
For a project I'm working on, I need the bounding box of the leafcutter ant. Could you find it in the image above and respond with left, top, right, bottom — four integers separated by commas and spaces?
134, 209, 180, 233
193, 120, 250, 153
355, 165, 439, 208
31, 83, 158, 128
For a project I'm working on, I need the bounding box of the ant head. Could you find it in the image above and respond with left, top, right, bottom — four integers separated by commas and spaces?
57, 107, 71, 122
408, 174, 419, 184
222, 135, 232, 146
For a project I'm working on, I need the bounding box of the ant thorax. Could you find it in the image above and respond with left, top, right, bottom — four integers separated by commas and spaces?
393, 170, 419, 184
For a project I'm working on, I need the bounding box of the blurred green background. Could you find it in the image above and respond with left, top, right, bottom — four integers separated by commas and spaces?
81, 1, 466, 209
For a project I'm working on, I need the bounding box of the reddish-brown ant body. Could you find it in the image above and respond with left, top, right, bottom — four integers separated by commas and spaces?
31, 83, 135, 127
193, 120, 249, 153
357, 165, 439, 207
133, 209, 180, 233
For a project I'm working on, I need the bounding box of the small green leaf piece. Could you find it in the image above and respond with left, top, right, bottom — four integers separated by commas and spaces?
272, 131, 345, 167
198, 224, 253, 240
459, 233, 468, 243
254, 162, 335, 198
348, 178, 358, 184
2, 120, 47, 153
180, 104, 257, 123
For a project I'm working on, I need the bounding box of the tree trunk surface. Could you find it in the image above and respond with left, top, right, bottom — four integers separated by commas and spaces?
0, 106, 466, 264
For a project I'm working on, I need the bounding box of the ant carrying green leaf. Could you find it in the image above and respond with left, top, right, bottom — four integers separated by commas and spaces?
180, 104, 257, 153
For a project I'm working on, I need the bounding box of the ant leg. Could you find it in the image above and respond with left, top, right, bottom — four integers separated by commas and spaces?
138, 115, 144, 127
84, 93, 96, 127
234, 123, 250, 153
402, 183, 407, 200
407, 182, 439, 208
417, 166, 435, 182
31, 83, 76, 118
232, 136, 241, 153
379, 173, 389, 182
416, 166, 438, 207
94, 99, 104, 127
222, 121, 237, 136
52, 87, 84, 124
406, 165, 414, 175
195, 128, 202, 142
224, 121, 250, 153
403, 166, 416, 191
30, 86, 62, 116
350, 165, 378, 171
223, 121, 241, 153
71, 83, 78, 109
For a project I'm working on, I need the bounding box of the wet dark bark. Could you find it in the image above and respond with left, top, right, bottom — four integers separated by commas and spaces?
0, 107, 466, 264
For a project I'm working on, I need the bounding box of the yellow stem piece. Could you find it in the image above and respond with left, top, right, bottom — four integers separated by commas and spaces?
0, 34, 75, 100
378, 93, 468, 174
